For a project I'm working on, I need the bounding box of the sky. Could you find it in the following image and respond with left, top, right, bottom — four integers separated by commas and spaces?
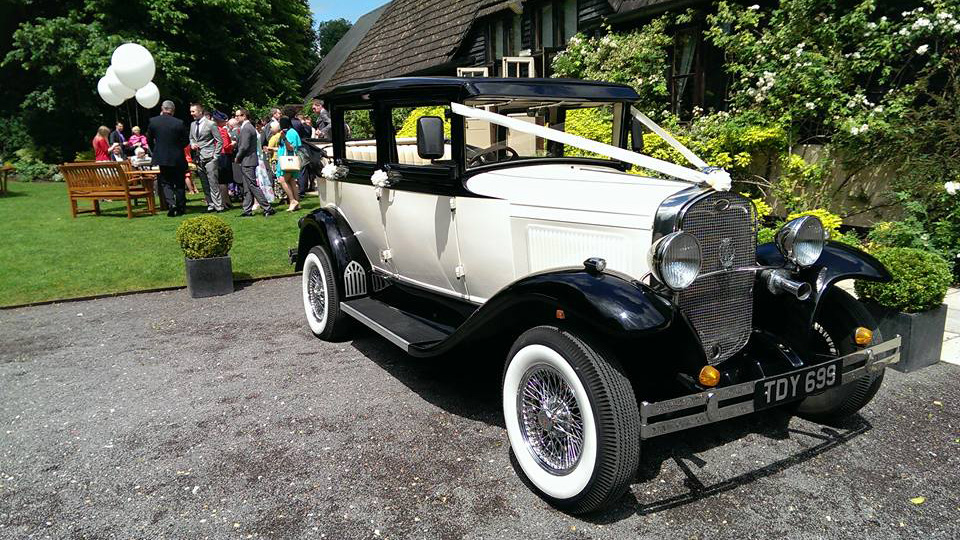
309, 0, 389, 23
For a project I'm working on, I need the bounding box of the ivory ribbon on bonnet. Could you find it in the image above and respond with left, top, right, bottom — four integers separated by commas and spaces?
449, 102, 731, 192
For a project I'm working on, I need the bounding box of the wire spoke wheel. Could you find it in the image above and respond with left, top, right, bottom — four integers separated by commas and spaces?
518, 364, 585, 474
502, 326, 640, 514
301, 246, 350, 340
308, 265, 327, 323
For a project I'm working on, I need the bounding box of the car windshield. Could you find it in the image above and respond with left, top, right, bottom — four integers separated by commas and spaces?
462, 99, 625, 168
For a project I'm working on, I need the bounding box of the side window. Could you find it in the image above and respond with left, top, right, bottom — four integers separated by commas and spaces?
343, 108, 377, 163
388, 105, 453, 166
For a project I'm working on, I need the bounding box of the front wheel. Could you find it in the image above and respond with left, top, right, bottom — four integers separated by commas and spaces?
796, 287, 885, 424
301, 246, 351, 340
502, 326, 640, 514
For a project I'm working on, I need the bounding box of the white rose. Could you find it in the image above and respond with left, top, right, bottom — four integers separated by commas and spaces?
945, 181, 959, 195
916, 44, 929, 54
321, 163, 339, 180
748, 4, 760, 10
370, 169, 390, 187
805, 102, 816, 110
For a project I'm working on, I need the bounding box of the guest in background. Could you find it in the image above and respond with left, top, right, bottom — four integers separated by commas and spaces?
109, 121, 127, 150
228, 117, 243, 203
92, 126, 110, 161
184, 146, 199, 195
261, 108, 281, 154
302, 116, 316, 139
146, 100, 189, 216
234, 108, 274, 217
312, 99, 330, 135
132, 146, 151, 168
109, 143, 126, 162
275, 116, 302, 212
213, 111, 234, 208
128, 126, 149, 152
188, 103, 224, 212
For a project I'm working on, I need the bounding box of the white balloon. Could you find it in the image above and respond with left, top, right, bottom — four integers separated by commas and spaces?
135, 82, 160, 109
111, 43, 155, 90
105, 66, 135, 100
97, 76, 124, 106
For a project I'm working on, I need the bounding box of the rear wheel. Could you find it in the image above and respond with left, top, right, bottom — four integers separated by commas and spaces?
301, 246, 351, 340
796, 287, 885, 424
502, 326, 639, 514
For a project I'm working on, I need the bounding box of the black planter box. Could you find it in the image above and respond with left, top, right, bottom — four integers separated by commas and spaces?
864, 302, 947, 373
184, 256, 234, 298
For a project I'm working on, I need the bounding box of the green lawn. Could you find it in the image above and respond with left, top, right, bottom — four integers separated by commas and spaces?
0, 180, 315, 307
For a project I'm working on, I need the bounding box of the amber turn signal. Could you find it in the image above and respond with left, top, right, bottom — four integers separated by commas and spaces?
699, 366, 720, 387
855, 327, 873, 346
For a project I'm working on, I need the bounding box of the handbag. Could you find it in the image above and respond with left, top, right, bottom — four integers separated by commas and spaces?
279, 155, 302, 172
278, 131, 303, 172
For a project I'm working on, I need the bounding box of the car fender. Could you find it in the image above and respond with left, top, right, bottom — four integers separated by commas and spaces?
755, 241, 890, 329
295, 208, 370, 287
410, 268, 699, 358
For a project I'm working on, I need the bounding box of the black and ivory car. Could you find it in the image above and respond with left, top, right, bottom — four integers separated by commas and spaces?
293, 77, 901, 514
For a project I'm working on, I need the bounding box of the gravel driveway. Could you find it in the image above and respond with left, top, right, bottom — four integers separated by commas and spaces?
0, 276, 957, 539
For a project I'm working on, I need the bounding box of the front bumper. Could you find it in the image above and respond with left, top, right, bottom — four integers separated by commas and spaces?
639, 336, 901, 439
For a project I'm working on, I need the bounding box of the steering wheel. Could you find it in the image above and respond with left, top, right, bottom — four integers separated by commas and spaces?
467, 143, 518, 167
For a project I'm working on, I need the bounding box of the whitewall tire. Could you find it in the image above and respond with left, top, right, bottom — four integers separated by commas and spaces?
301, 246, 350, 340
502, 326, 640, 514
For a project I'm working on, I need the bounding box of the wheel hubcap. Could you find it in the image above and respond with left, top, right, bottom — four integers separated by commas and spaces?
518, 364, 584, 475
308, 265, 326, 322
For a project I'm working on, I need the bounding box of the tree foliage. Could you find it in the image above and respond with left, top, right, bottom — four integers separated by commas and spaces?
316, 18, 352, 59
1, 0, 318, 162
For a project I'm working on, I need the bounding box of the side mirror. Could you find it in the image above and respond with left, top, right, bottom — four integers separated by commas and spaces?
416, 116, 445, 159
631, 118, 645, 153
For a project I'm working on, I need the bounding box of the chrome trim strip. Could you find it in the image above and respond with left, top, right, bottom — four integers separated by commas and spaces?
639, 335, 901, 439
340, 302, 411, 352
695, 265, 780, 280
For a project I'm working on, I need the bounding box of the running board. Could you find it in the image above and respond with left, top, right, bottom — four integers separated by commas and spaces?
340, 297, 451, 352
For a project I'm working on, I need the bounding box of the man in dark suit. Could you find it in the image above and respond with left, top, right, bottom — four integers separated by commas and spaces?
109, 122, 129, 155
233, 108, 274, 217
146, 101, 189, 216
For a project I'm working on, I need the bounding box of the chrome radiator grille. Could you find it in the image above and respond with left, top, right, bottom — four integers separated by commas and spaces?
676, 192, 757, 364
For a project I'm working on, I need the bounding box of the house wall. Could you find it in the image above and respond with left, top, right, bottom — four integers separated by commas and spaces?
579, 0, 615, 27
755, 145, 899, 227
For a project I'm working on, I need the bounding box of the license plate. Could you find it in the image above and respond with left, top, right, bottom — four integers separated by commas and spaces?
754, 359, 842, 410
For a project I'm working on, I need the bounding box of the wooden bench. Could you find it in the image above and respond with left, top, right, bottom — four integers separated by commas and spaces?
0, 164, 13, 195
60, 161, 156, 218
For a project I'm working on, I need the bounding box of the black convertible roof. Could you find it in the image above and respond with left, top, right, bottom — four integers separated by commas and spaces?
323, 77, 641, 103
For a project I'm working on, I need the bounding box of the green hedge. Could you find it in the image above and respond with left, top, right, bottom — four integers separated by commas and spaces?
855, 247, 952, 313
175, 216, 234, 259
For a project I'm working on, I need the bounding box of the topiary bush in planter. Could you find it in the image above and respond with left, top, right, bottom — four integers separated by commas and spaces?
176, 215, 234, 259
855, 248, 951, 314
855, 247, 952, 372
175, 216, 234, 298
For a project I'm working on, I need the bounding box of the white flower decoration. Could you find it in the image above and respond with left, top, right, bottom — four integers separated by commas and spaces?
916, 44, 929, 54
704, 168, 732, 192
321, 163, 339, 180
370, 169, 390, 188
945, 181, 959, 195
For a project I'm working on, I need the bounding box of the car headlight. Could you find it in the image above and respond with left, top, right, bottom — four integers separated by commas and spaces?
648, 232, 701, 290
775, 216, 825, 267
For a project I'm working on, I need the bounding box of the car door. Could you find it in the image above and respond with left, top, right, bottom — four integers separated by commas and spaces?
331, 106, 397, 276
380, 104, 468, 299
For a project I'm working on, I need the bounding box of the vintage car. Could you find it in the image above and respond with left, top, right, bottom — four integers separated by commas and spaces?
293, 77, 901, 514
